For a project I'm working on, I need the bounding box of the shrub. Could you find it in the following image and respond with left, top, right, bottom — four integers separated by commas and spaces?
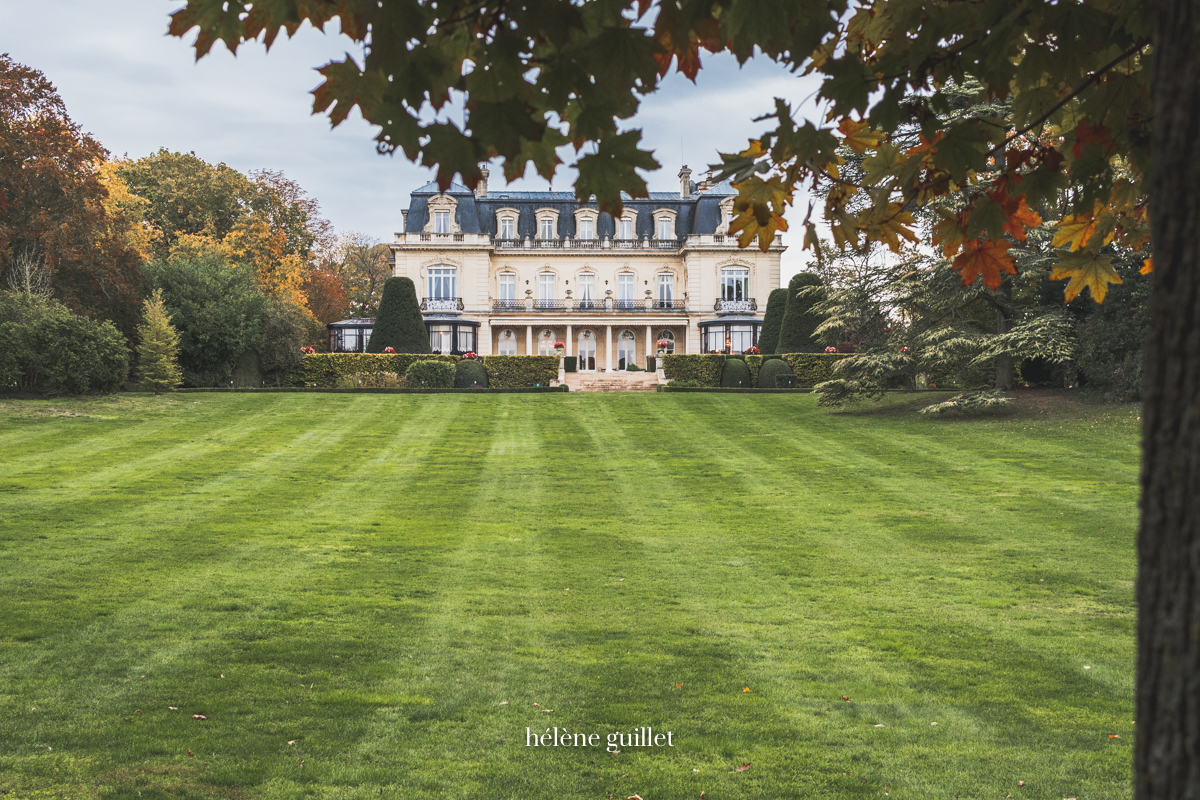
405, 359, 455, 388
563, 356, 578, 373
336, 371, 400, 389
455, 358, 489, 388
0, 293, 130, 394
781, 353, 851, 387
721, 357, 752, 388
482, 355, 560, 388
626, 363, 644, 372
665, 379, 702, 388
756, 358, 796, 388
756, 287, 789, 354
367, 277, 429, 354
300, 353, 457, 387
660, 354, 725, 387
777, 272, 827, 353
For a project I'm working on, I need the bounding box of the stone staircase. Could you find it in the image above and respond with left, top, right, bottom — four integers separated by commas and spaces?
564, 371, 663, 393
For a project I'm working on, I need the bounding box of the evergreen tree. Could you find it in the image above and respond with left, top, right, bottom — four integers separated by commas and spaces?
136, 289, 183, 393
776, 272, 826, 354
367, 277, 430, 354
756, 288, 788, 354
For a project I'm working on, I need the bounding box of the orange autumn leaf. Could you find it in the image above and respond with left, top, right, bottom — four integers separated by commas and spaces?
952, 239, 1017, 289
1002, 197, 1042, 242
933, 212, 969, 258
1051, 202, 1112, 252
1141, 256, 1153, 274
838, 118, 885, 154
1051, 251, 1123, 303
906, 131, 941, 157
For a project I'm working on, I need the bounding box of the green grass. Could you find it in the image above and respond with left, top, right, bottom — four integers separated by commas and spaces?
0, 392, 1139, 799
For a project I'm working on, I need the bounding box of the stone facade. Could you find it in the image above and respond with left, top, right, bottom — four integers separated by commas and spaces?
387, 168, 784, 369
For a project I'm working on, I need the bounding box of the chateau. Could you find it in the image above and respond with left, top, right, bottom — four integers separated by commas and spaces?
335, 167, 784, 369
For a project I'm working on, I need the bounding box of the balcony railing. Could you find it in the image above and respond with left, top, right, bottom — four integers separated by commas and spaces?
490, 298, 688, 312
714, 298, 758, 313
421, 297, 465, 312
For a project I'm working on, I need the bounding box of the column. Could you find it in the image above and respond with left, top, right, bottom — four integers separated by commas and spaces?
526, 325, 533, 355
479, 319, 492, 355
605, 325, 613, 372
566, 324, 573, 356
645, 324, 653, 359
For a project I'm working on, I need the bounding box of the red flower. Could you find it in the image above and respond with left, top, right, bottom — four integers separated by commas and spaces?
300, 346, 316, 355
824, 346, 839, 353
382, 346, 396, 354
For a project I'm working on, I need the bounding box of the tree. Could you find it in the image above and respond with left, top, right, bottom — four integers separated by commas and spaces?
136, 289, 183, 393
367, 277, 429, 354
170, 2, 1194, 793
776, 272, 826, 354
302, 268, 351, 326
334, 232, 392, 317
756, 288, 788, 355
258, 298, 322, 385
1, 56, 146, 336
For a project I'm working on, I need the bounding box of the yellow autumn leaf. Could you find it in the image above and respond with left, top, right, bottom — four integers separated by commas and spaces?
1051, 251, 1123, 303
862, 204, 918, 253
932, 212, 969, 258
1051, 201, 1114, 252
729, 175, 790, 251
838, 118, 885, 154
1141, 256, 1153, 274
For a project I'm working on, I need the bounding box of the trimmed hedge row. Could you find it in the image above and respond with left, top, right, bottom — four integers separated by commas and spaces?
756, 358, 795, 388
481, 355, 560, 388
661, 354, 725, 387
405, 360, 456, 388
745, 354, 764, 386
780, 353, 851, 387
300, 353, 458, 387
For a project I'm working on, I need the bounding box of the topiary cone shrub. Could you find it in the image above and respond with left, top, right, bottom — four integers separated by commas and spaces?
777, 272, 827, 354
367, 277, 430, 354
756, 357, 796, 388
454, 358, 489, 388
721, 357, 752, 388
757, 287, 789, 354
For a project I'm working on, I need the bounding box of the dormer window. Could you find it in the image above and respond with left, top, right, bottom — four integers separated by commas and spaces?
435, 211, 450, 234
574, 208, 599, 241
540, 217, 555, 239
578, 217, 594, 240
715, 196, 735, 235
423, 193, 462, 234
535, 208, 560, 244
652, 209, 678, 245
495, 208, 519, 240
618, 214, 635, 241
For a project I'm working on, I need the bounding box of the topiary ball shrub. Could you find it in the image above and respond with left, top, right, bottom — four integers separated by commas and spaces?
756, 358, 795, 388
405, 359, 455, 388
721, 357, 752, 388
454, 358, 489, 388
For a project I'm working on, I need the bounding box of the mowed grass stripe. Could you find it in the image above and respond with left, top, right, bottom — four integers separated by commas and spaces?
0, 393, 1138, 799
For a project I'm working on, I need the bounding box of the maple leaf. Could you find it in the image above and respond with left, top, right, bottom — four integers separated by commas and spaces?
1051, 251, 1123, 303
1051, 202, 1114, 252
862, 203, 918, 253
1071, 120, 1115, 159
1002, 197, 1042, 242
729, 175, 790, 250
1141, 256, 1153, 274
952, 239, 1017, 289
838, 118, 885, 154
734, 763, 751, 772
933, 212, 969, 258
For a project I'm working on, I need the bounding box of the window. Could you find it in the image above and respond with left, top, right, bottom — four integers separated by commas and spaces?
578, 330, 597, 371
578, 217, 594, 240
498, 273, 516, 308
434, 210, 450, 234
721, 267, 750, 301
658, 217, 672, 240
540, 216, 556, 240
499, 216, 515, 239
578, 274, 597, 309
657, 330, 675, 354
657, 274, 674, 308
538, 273, 555, 308
702, 324, 758, 353
455, 327, 476, 354
429, 324, 453, 354
538, 329, 557, 355
617, 273, 634, 308
617, 330, 636, 370
498, 330, 517, 355
429, 267, 456, 299
619, 217, 634, 240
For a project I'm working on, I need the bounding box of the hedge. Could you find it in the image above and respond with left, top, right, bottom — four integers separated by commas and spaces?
0, 294, 129, 394
300, 353, 458, 387
454, 359, 489, 388
660, 354, 725, 387
482, 355, 560, 388
721, 358, 752, 388
780, 353, 851, 387
405, 359, 456, 388
745, 354, 764, 386
756, 357, 795, 388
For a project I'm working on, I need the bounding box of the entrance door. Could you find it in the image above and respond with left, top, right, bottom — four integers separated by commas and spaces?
578, 331, 597, 371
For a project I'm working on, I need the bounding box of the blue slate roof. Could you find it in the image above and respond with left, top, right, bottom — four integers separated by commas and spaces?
404, 178, 738, 238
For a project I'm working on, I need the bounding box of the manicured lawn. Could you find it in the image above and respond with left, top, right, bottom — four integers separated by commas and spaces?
0, 392, 1139, 799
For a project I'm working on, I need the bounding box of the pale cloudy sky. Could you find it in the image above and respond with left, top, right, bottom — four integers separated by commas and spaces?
0, 1, 822, 278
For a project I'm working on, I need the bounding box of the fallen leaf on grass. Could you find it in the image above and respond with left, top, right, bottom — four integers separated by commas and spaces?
874, 724, 885, 728
743, 688, 751, 693
734, 763, 751, 773
193, 715, 207, 720
499, 701, 508, 705
931, 722, 938, 726
544, 709, 554, 713
1018, 781, 1025, 787
287, 740, 296, 745
168, 707, 178, 711
629, 795, 643, 800
1109, 734, 1120, 738
186, 749, 193, 756
532, 703, 540, 707
842, 696, 851, 702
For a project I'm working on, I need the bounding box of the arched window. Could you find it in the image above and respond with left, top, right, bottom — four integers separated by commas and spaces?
538, 329, 557, 355
617, 330, 637, 370
657, 330, 676, 354
498, 329, 517, 355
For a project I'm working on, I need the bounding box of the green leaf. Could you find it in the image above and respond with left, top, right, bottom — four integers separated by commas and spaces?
573, 130, 660, 213
965, 194, 1008, 241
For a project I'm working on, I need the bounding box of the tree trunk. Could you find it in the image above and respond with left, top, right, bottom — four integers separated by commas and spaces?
994, 306, 1014, 390
1138, 2, 1200, 796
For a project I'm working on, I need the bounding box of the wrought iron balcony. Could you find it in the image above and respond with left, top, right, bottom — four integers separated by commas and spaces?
421, 297, 465, 312
489, 297, 687, 312
714, 297, 758, 313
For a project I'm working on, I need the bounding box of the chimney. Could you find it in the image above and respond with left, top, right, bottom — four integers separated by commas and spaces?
678, 165, 692, 199
476, 165, 489, 198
